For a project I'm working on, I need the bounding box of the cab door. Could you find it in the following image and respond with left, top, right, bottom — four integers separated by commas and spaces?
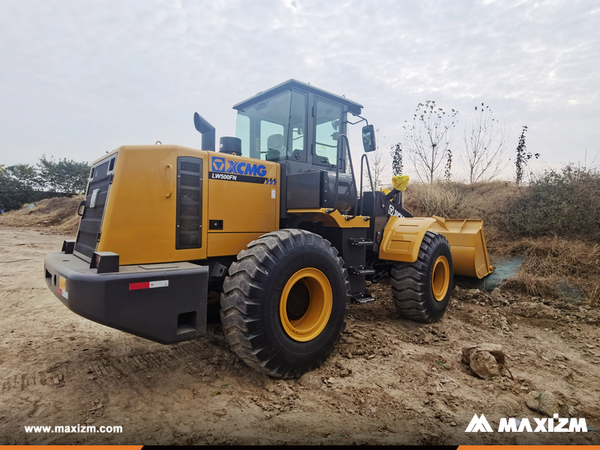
312, 97, 344, 171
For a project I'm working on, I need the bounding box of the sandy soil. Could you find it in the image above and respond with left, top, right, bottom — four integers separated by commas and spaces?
0, 225, 599, 445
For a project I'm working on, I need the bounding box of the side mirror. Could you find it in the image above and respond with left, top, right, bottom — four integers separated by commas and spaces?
362, 125, 376, 153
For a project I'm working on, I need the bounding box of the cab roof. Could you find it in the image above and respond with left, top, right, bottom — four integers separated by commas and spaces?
233, 79, 363, 116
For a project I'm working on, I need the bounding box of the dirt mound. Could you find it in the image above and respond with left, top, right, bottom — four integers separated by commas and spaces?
0, 195, 82, 236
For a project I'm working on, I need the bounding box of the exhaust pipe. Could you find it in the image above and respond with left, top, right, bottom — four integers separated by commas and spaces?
193, 112, 216, 151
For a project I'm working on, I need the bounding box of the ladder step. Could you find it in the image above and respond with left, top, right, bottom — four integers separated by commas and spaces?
349, 237, 374, 247
348, 265, 376, 276
351, 293, 376, 305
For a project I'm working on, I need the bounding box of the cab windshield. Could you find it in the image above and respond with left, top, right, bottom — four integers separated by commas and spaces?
235, 89, 348, 172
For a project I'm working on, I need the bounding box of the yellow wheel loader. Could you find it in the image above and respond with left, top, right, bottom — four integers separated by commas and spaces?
44, 80, 493, 378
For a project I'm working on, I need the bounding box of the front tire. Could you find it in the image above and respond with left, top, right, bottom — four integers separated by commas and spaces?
220, 229, 349, 378
391, 231, 453, 323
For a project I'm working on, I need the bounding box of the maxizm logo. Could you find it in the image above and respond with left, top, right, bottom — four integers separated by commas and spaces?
211, 156, 267, 177
465, 414, 588, 433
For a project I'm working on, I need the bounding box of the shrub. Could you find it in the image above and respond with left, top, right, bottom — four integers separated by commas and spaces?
502, 165, 600, 241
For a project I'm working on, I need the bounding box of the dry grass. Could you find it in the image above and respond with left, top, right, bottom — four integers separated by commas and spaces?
501, 273, 563, 299
403, 181, 519, 220
0, 196, 82, 236
402, 181, 523, 253
499, 237, 600, 305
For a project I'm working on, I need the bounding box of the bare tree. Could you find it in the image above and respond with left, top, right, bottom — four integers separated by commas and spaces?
514, 125, 540, 185
403, 100, 458, 184
391, 143, 403, 176
461, 103, 508, 183
515, 125, 528, 185
444, 148, 453, 182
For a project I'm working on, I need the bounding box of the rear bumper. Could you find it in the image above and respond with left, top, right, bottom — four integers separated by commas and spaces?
44, 251, 209, 344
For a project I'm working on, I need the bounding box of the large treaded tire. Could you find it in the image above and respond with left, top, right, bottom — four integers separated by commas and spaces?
220, 229, 349, 378
391, 231, 453, 323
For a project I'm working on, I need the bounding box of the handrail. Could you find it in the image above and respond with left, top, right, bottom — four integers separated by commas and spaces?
332, 134, 358, 219
358, 154, 374, 217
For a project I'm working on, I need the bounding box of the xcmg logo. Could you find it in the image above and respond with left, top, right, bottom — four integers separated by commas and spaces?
211, 157, 267, 177
211, 157, 226, 172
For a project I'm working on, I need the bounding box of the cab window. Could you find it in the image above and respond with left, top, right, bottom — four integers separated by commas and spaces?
288, 91, 307, 162
260, 120, 285, 160
235, 114, 250, 157
235, 90, 291, 160
314, 98, 343, 169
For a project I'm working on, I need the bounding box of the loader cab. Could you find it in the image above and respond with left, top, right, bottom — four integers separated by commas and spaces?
233, 79, 364, 214
233, 79, 363, 175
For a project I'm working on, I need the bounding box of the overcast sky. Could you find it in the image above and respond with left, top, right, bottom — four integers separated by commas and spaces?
1, 0, 599, 181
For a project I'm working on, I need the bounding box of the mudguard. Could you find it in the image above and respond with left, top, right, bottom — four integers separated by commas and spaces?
379, 215, 493, 279
379, 216, 437, 263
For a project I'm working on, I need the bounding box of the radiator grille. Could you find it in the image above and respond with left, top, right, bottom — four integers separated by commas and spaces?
74, 158, 113, 261
176, 157, 203, 249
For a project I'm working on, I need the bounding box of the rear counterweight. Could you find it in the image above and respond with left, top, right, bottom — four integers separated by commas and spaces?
44, 250, 209, 344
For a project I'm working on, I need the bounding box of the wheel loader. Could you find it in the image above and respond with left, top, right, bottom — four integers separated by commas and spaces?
44, 79, 493, 378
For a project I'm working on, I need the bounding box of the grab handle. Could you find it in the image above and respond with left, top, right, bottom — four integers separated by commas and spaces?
165, 164, 173, 198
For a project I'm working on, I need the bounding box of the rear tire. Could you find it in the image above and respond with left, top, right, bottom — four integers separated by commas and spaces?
220, 229, 349, 378
391, 231, 453, 323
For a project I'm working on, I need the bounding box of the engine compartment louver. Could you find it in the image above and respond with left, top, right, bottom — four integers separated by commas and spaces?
176, 157, 203, 249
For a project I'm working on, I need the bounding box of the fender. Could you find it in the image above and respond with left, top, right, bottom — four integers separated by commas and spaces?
379, 216, 493, 279
378, 216, 437, 263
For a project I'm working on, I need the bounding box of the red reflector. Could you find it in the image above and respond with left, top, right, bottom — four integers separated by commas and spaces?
129, 281, 150, 290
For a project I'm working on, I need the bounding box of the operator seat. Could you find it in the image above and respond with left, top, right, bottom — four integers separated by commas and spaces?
266, 134, 284, 161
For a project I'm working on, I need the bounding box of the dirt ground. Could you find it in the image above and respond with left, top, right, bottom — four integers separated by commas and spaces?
1, 225, 599, 445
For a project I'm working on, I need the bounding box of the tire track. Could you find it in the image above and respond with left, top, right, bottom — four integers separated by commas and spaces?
2, 341, 216, 392
1, 370, 65, 392
89, 341, 209, 377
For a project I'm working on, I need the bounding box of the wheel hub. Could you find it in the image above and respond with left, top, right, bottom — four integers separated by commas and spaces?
431, 255, 450, 301
286, 282, 310, 321
279, 268, 333, 342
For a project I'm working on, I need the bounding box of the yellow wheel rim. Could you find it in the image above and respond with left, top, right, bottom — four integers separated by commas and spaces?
279, 268, 333, 342
431, 255, 450, 302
